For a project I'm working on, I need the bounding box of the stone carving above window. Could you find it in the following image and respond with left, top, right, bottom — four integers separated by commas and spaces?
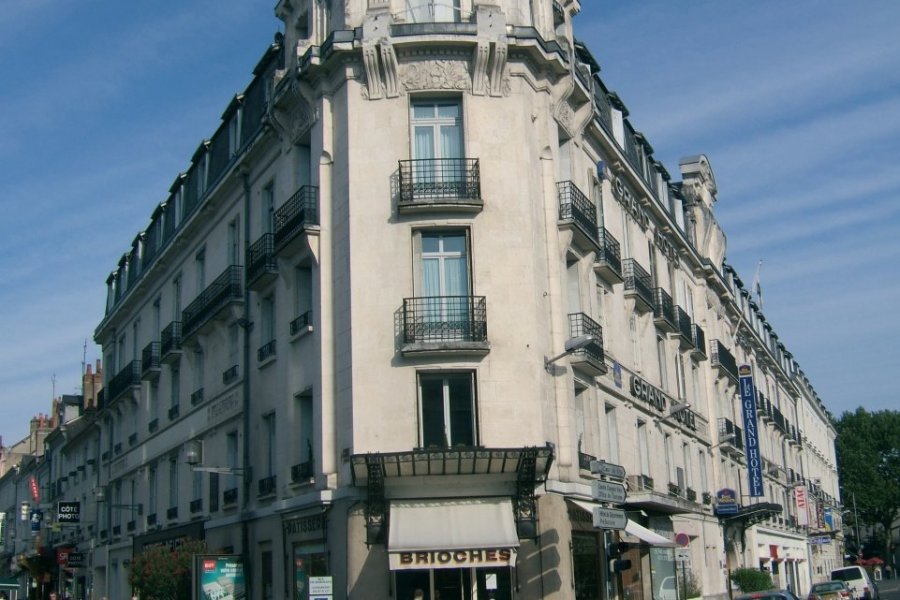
400, 60, 471, 92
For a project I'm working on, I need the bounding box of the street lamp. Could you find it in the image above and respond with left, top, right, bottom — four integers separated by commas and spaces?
545, 335, 597, 370
184, 440, 246, 476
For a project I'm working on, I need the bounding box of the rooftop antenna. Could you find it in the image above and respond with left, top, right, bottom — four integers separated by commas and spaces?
82, 338, 88, 375
52, 373, 57, 401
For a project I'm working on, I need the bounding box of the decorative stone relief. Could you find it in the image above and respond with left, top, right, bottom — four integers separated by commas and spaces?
400, 60, 471, 92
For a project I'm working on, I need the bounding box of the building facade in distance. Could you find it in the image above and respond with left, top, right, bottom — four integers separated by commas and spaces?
71, 1, 845, 599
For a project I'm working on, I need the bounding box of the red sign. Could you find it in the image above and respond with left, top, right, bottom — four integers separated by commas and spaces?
29, 476, 39, 502
56, 547, 74, 566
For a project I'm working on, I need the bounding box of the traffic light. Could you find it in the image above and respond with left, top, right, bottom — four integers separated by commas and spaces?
607, 541, 632, 572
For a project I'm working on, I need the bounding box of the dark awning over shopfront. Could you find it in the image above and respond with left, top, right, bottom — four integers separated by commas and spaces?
387, 497, 519, 570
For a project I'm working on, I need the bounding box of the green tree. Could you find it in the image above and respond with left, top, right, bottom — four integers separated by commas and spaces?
128, 539, 207, 600
834, 408, 900, 560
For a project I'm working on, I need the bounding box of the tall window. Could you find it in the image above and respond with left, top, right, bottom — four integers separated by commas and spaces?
261, 548, 274, 600
407, 0, 461, 22
226, 431, 239, 491
194, 248, 206, 291
172, 274, 182, 321
664, 434, 674, 484
296, 392, 314, 469
295, 266, 313, 321
168, 456, 178, 510
411, 99, 463, 186
228, 218, 240, 265
261, 295, 275, 345
228, 323, 240, 371
192, 469, 202, 504
675, 353, 687, 401
420, 231, 469, 298
147, 466, 157, 517
699, 450, 709, 493
264, 413, 276, 477
637, 421, 650, 477
682, 443, 692, 490
170, 365, 180, 410
657, 335, 669, 391
153, 296, 162, 339
193, 347, 204, 396
418, 372, 476, 448
605, 404, 619, 464
262, 182, 275, 235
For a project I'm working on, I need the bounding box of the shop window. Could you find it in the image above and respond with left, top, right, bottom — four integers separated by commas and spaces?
572, 531, 603, 599
293, 542, 327, 598
396, 568, 511, 600
418, 372, 477, 448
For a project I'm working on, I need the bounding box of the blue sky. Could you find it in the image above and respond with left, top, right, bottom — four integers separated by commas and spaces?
1, 1, 897, 444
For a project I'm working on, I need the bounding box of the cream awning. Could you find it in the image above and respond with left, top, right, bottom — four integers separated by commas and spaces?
387, 497, 519, 570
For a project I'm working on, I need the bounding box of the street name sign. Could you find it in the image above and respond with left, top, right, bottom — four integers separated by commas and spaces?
592, 507, 627, 530
590, 460, 626, 480
591, 480, 627, 504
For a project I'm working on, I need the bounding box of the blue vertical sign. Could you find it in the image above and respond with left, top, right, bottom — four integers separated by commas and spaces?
739, 364, 764, 497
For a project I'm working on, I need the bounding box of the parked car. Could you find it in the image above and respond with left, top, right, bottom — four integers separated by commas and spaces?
735, 590, 802, 600
808, 581, 853, 600
831, 566, 879, 600
657, 576, 677, 600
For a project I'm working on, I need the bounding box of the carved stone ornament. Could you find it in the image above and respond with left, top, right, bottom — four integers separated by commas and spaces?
400, 60, 471, 92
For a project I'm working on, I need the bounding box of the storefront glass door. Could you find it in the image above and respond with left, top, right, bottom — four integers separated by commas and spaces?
396, 568, 511, 600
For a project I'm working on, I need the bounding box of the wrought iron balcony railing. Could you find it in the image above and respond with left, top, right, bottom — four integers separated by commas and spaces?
594, 227, 623, 283
222, 364, 239, 385
273, 185, 319, 254
168, 404, 180, 421
402, 296, 488, 345
674, 306, 693, 348
717, 418, 744, 452
290, 310, 313, 336
399, 158, 481, 208
567, 312, 606, 374
291, 460, 314, 482
146, 513, 157, 527
190, 499, 203, 514
247, 233, 277, 289
107, 360, 141, 404
691, 323, 707, 359
182, 265, 243, 339
258, 475, 277, 497
223, 488, 239, 506
167, 506, 178, 520
148, 418, 159, 433
578, 451, 597, 471
653, 288, 677, 332
710, 339, 738, 382
190, 388, 204, 406
141, 341, 161, 380
557, 181, 600, 250
160, 321, 182, 362
623, 258, 654, 311
258, 339, 277, 362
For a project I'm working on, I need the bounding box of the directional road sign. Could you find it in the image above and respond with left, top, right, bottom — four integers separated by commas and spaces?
591, 480, 627, 504
592, 507, 627, 530
590, 460, 626, 480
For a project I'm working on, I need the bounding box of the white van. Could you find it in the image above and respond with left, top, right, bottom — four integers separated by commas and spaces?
830, 566, 879, 600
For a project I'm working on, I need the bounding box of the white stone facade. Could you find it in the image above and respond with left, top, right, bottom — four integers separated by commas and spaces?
0, 1, 842, 599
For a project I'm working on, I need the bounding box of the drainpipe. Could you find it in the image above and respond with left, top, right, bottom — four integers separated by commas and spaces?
240, 167, 254, 597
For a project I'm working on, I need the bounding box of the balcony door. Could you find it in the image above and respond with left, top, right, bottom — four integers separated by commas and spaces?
407, 0, 461, 23
420, 231, 470, 338
412, 99, 463, 193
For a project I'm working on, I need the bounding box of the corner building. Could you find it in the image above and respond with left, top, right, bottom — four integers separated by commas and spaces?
92, 1, 840, 599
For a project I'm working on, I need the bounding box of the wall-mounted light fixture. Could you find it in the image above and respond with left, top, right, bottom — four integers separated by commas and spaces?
545, 335, 597, 371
